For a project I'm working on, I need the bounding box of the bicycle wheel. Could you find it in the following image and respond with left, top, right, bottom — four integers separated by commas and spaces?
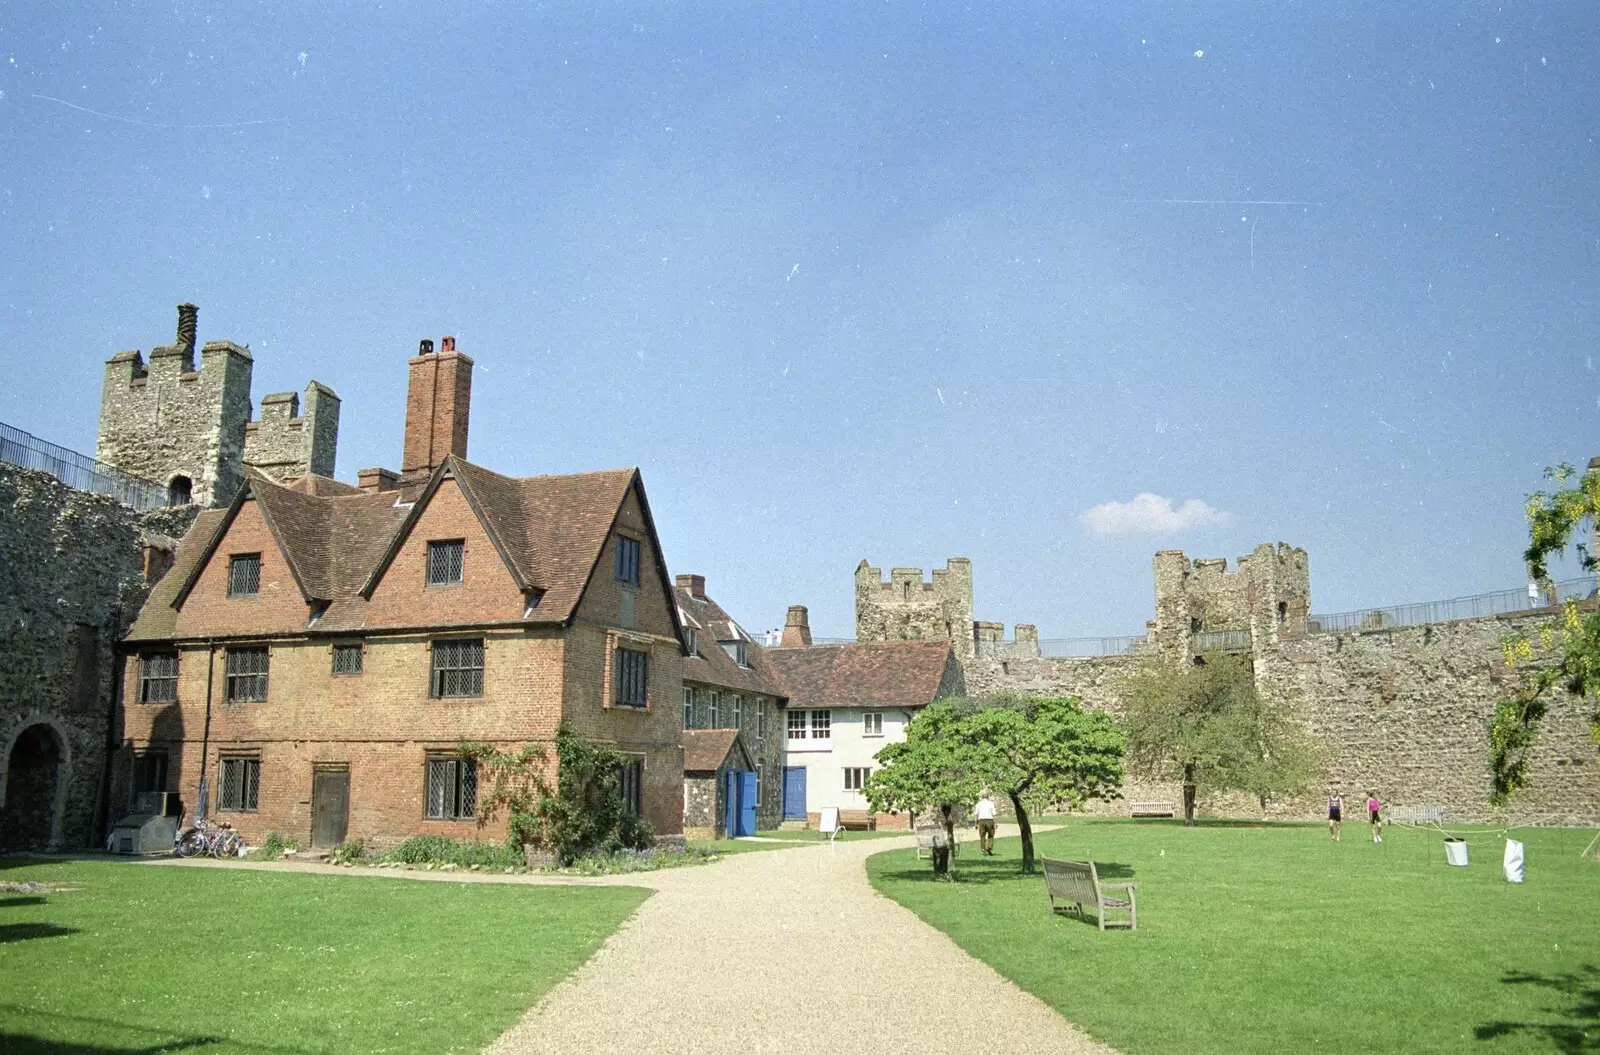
176, 830, 206, 858
212, 831, 240, 858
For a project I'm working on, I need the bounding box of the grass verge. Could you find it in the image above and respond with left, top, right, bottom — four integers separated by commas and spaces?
867, 818, 1600, 1055
0, 858, 647, 1054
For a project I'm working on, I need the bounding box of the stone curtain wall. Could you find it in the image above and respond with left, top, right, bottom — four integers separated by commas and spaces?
1261, 612, 1600, 825
0, 466, 151, 848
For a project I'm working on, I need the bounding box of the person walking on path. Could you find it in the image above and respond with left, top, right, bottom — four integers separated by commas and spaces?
1328, 790, 1343, 842
1367, 791, 1383, 843
975, 790, 997, 855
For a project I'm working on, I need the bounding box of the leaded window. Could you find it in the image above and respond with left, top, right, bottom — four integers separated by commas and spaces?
810, 709, 831, 739
614, 535, 640, 586
225, 647, 268, 702
732, 695, 743, 730
425, 756, 477, 819
614, 647, 648, 708
788, 709, 807, 739
430, 639, 484, 698
683, 687, 695, 728
427, 540, 465, 586
139, 651, 178, 704
228, 554, 260, 597
617, 758, 643, 816
709, 690, 722, 728
219, 757, 260, 811
331, 643, 363, 675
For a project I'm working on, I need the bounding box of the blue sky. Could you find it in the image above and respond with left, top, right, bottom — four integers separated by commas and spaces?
2, 3, 1596, 639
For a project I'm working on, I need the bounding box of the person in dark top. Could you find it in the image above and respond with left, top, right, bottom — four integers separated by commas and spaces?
1328, 789, 1343, 842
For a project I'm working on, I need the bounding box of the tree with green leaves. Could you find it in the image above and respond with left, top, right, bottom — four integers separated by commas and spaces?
1123, 652, 1317, 825
864, 701, 980, 875
1492, 461, 1600, 804
949, 696, 1125, 872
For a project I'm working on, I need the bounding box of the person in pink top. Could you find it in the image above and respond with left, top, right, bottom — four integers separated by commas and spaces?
1367, 791, 1383, 843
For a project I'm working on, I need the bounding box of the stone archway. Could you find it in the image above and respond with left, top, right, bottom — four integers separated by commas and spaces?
0, 719, 73, 850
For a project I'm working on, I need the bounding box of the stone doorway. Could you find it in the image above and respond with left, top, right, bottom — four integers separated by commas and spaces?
0, 724, 67, 850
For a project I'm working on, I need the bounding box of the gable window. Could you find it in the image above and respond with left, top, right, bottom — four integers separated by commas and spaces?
431, 639, 484, 698
732, 695, 743, 731
617, 758, 644, 816
225, 647, 269, 702
684, 627, 698, 657
863, 711, 884, 737
425, 755, 477, 820
218, 757, 261, 811
721, 639, 748, 666
810, 710, 831, 740
614, 647, 648, 708
228, 554, 261, 598
133, 752, 169, 795
331, 643, 364, 675
683, 687, 695, 728
139, 651, 179, 704
427, 540, 465, 586
844, 766, 871, 791
788, 709, 808, 739
614, 535, 640, 586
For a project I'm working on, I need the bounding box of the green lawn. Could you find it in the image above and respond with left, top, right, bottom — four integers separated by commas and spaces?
868, 819, 1600, 1055
0, 859, 648, 1054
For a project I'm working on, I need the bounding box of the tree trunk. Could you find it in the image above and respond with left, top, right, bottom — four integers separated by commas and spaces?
1009, 790, 1035, 872
941, 803, 957, 867
1183, 763, 1197, 826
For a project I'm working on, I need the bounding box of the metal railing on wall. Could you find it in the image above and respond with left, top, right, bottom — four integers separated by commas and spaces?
1192, 628, 1252, 652
1037, 636, 1147, 658
0, 420, 168, 511
1307, 576, 1598, 634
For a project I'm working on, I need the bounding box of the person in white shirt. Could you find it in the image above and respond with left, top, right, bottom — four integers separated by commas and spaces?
975, 791, 997, 855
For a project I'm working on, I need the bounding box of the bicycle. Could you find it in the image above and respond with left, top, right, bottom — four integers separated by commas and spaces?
175, 818, 242, 859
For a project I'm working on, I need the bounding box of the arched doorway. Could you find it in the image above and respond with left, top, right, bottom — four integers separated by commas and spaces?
0, 724, 67, 850
167, 475, 193, 506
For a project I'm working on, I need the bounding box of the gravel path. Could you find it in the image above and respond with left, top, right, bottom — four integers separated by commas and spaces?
486, 827, 1118, 1055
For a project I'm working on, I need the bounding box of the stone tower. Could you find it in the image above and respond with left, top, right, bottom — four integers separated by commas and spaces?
854, 557, 975, 659
1151, 543, 1310, 660
96, 304, 340, 507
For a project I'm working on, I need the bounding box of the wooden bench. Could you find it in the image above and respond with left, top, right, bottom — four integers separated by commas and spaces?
914, 824, 961, 859
838, 809, 876, 831
1041, 858, 1138, 930
1386, 805, 1444, 825
1129, 802, 1175, 818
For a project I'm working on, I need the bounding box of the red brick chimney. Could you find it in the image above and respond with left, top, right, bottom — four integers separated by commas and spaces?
780, 605, 812, 648
675, 573, 707, 599
402, 336, 473, 474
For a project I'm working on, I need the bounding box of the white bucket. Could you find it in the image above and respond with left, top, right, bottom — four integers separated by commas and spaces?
1444, 838, 1469, 867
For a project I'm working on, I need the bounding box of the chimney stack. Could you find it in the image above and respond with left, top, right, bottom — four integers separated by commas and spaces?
402, 334, 473, 475
780, 605, 812, 648
357, 467, 400, 494
675, 573, 707, 599
176, 303, 198, 353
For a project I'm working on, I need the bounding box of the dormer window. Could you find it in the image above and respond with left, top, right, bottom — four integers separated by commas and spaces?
427, 540, 465, 586
722, 639, 748, 667
684, 627, 699, 657
614, 535, 640, 586
228, 554, 260, 598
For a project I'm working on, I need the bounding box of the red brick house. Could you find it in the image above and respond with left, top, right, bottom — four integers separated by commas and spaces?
115, 338, 687, 849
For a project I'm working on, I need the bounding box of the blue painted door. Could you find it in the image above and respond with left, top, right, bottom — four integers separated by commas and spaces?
723, 770, 738, 837
783, 766, 807, 820
738, 771, 758, 836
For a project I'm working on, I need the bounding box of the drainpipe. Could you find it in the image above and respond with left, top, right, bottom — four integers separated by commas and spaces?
198, 641, 216, 819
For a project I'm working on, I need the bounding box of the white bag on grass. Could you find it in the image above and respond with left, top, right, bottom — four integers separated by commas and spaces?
1503, 839, 1524, 883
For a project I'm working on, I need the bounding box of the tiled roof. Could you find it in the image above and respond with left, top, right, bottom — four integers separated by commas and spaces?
683, 729, 751, 772
675, 585, 785, 699
128, 455, 664, 640
763, 641, 955, 710
284, 474, 363, 497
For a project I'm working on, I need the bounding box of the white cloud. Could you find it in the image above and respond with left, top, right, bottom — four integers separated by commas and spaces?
1079, 493, 1230, 536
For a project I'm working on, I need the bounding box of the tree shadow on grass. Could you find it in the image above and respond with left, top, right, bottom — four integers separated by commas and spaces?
878, 857, 1136, 886
1475, 964, 1599, 1052
0, 923, 76, 944
0, 1034, 224, 1054
0, 896, 49, 908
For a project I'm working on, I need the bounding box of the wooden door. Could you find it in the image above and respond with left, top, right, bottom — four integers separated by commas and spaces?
312, 769, 349, 848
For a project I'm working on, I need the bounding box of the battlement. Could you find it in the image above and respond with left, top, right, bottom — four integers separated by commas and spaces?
855, 557, 975, 655
1153, 542, 1311, 659
96, 304, 340, 507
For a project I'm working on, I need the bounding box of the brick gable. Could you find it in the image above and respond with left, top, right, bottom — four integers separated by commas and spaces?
171, 498, 311, 638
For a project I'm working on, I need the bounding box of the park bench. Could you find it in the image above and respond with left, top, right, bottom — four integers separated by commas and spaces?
1041, 858, 1138, 931
1129, 802, 1175, 818
1386, 805, 1445, 825
838, 809, 876, 831
914, 824, 961, 860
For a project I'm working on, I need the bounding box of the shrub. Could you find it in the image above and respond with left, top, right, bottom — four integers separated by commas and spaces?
256, 831, 298, 861
378, 836, 522, 870
328, 839, 366, 866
